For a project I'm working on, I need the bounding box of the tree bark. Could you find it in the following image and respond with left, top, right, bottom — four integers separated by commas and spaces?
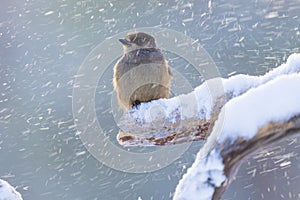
212, 115, 300, 199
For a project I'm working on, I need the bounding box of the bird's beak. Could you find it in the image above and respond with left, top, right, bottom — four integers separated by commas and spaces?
119, 39, 132, 46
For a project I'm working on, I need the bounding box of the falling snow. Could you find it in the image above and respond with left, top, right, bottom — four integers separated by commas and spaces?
1, 0, 300, 200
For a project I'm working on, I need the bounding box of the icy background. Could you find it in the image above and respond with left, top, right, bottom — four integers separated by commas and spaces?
1, 0, 300, 199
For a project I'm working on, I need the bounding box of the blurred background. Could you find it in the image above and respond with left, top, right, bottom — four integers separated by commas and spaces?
0, 0, 300, 199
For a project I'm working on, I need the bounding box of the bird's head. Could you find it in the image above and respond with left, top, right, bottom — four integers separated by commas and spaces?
119, 32, 156, 52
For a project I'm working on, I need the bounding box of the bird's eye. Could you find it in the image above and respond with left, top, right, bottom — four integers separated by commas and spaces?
137, 38, 146, 45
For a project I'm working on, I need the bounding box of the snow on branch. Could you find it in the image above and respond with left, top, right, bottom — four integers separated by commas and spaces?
117, 53, 300, 146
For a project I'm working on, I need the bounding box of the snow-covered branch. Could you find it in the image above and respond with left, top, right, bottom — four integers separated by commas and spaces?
117, 53, 300, 200
174, 72, 300, 200
117, 53, 300, 146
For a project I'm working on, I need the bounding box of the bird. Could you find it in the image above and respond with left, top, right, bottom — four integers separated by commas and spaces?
113, 32, 171, 109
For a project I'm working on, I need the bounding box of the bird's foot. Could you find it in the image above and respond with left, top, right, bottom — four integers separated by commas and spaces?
132, 100, 141, 109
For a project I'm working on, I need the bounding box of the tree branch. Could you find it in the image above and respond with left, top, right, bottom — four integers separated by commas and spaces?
117, 53, 300, 146
116, 53, 300, 200
173, 72, 300, 200
212, 115, 300, 200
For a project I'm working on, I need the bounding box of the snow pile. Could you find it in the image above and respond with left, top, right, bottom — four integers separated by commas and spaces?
174, 53, 300, 200
0, 179, 23, 200
219, 73, 300, 141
